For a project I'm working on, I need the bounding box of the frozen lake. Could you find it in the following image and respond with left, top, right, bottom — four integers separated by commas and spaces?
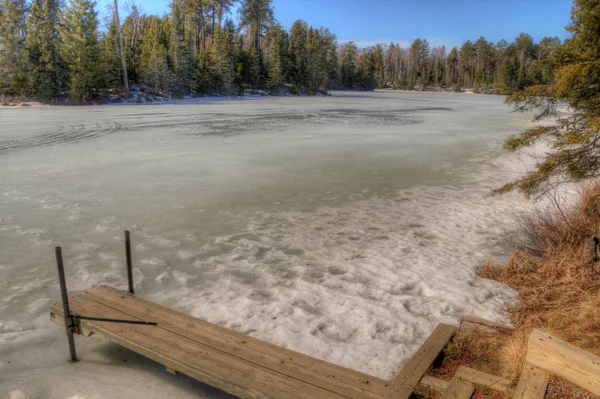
1, 92, 534, 398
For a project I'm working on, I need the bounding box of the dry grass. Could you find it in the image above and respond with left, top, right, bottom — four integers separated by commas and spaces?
479, 182, 600, 392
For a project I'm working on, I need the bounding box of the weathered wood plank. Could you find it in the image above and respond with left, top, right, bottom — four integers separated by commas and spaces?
80, 286, 409, 399
419, 375, 449, 392
512, 362, 550, 399
392, 323, 456, 391
52, 296, 350, 399
441, 373, 475, 399
459, 316, 515, 335
455, 366, 511, 393
527, 329, 600, 396
418, 366, 510, 396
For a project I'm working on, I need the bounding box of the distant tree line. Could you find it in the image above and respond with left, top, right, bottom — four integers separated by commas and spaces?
0, 0, 562, 103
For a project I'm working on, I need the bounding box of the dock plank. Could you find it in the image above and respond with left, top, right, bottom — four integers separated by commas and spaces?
392, 323, 456, 391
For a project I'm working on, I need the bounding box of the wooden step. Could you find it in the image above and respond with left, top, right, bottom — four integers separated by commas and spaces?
512, 362, 550, 399
419, 366, 511, 397
392, 323, 456, 391
441, 373, 475, 399
527, 329, 600, 396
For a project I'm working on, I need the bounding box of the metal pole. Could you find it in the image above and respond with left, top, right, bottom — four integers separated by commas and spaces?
55, 246, 77, 362
125, 230, 134, 295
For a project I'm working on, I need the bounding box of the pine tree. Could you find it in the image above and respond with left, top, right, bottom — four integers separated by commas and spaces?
373, 44, 385, 89
60, 0, 105, 102
498, 0, 600, 196
445, 47, 459, 90
140, 15, 173, 95
0, 0, 29, 96
112, 0, 129, 94
103, 12, 124, 90
459, 40, 475, 88
239, 0, 274, 87
27, 0, 68, 101
169, 0, 192, 97
210, 18, 236, 94
339, 41, 358, 89
288, 19, 308, 93
266, 23, 286, 93
121, 3, 144, 84
357, 47, 376, 90
323, 29, 338, 89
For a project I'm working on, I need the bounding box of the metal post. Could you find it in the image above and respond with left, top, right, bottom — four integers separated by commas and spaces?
125, 230, 134, 295
55, 246, 77, 362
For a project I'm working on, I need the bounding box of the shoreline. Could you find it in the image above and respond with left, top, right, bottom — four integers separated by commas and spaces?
0, 88, 505, 108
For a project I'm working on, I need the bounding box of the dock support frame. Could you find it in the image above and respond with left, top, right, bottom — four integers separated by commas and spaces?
125, 230, 134, 295
55, 246, 77, 362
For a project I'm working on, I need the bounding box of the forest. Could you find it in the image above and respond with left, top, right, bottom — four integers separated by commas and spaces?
0, 0, 562, 103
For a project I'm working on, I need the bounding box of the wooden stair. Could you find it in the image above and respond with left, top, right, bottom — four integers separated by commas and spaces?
415, 323, 600, 399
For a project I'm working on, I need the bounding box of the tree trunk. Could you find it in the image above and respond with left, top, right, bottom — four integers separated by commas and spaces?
114, 0, 129, 95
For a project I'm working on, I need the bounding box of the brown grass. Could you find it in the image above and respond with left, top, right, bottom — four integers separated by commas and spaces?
479, 182, 600, 388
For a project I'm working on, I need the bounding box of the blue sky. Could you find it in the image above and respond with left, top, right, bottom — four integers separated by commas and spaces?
98, 0, 573, 47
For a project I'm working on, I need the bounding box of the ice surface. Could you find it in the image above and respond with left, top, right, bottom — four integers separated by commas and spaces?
1, 92, 540, 397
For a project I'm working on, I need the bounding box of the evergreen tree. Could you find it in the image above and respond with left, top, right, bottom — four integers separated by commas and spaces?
27, 0, 68, 101
0, 0, 29, 95
121, 3, 144, 84
445, 47, 459, 90
239, 0, 274, 86
210, 18, 236, 94
288, 19, 307, 92
140, 15, 173, 95
103, 12, 124, 90
322, 28, 338, 89
59, 0, 104, 102
357, 47, 376, 90
266, 23, 287, 93
373, 44, 384, 88
112, 0, 129, 94
169, 0, 192, 97
9, 0, 567, 102
459, 40, 475, 88
339, 41, 358, 89
498, 0, 600, 196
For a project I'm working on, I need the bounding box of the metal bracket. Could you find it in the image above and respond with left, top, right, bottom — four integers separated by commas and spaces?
69, 313, 158, 331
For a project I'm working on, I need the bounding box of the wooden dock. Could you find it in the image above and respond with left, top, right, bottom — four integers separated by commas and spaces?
51, 285, 441, 399
48, 235, 600, 399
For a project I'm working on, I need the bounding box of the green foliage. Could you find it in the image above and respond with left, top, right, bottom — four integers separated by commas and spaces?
266, 23, 287, 93
168, 1, 193, 97
140, 15, 173, 96
102, 12, 124, 90
59, 0, 105, 102
0, 0, 29, 95
27, 0, 68, 101
9, 0, 569, 102
288, 19, 308, 92
209, 18, 236, 94
498, 0, 600, 197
